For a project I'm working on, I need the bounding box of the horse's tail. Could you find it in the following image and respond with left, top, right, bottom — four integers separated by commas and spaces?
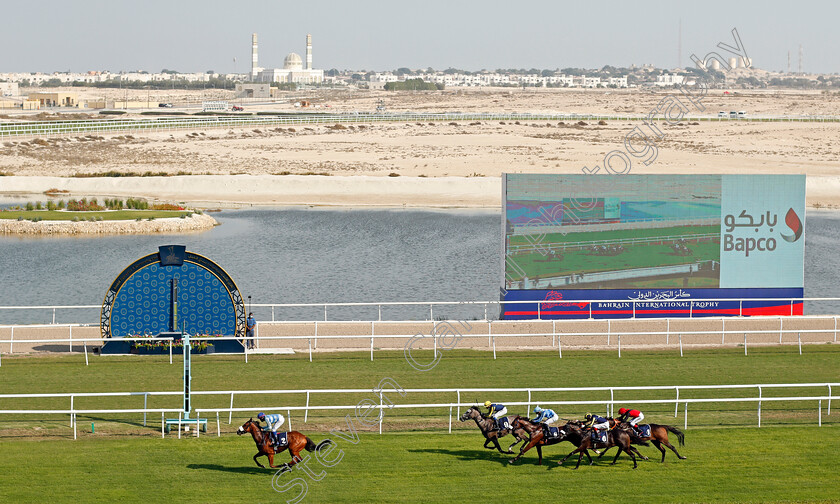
304, 437, 332, 452
664, 425, 686, 446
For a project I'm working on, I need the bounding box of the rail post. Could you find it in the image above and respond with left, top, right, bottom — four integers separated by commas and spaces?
378, 392, 383, 435
527, 389, 532, 415
679, 334, 683, 357
52, 307, 56, 324
537, 302, 541, 320
448, 406, 453, 433
161, 412, 165, 438
492, 334, 497, 360
378, 305, 382, 321
744, 333, 748, 356
798, 333, 802, 355
70, 395, 74, 427
271, 305, 275, 322
739, 300, 743, 317
618, 335, 621, 358
84, 341, 88, 366
828, 385, 832, 416
370, 337, 374, 361
216, 412, 221, 437
684, 402, 688, 430
674, 388, 679, 417
819, 400, 822, 427
287, 410, 292, 431
324, 305, 327, 322
758, 386, 762, 427
430, 304, 433, 321
229, 393, 234, 424
558, 336, 562, 358
304, 391, 311, 423
609, 389, 614, 417
169, 340, 172, 364
144, 393, 148, 426
73, 413, 77, 440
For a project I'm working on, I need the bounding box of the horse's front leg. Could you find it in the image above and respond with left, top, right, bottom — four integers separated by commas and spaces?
492, 438, 506, 453
483, 437, 494, 450
253, 453, 266, 469
536, 445, 543, 465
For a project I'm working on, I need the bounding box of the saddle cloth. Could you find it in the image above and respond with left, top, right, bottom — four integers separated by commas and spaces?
545, 426, 561, 439
497, 417, 512, 430
637, 424, 651, 437
270, 431, 288, 447
591, 430, 608, 444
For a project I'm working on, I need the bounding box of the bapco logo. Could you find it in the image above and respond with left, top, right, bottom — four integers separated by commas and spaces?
780, 208, 803, 243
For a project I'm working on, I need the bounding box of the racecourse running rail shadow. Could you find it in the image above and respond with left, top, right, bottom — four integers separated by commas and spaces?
187, 463, 270, 476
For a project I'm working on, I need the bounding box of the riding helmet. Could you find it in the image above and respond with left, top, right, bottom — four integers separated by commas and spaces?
618, 408, 628, 415
533, 406, 542, 413
484, 401, 492, 408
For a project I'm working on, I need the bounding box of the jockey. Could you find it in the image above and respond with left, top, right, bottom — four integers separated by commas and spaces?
531, 406, 559, 436
582, 413, 610, 441
257, 412, 285, 447
483, 401, 507, 430
617, 407, 644, 434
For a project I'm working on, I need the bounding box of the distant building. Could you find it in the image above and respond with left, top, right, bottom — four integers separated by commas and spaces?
235, 83, 271, 99
254, 33, 324, 85
28, 91, 79, 107
0, 82, 20, 96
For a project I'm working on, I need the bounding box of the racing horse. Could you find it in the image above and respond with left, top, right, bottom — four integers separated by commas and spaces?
459, 406, 530, 454
506, 417, 570, 465
555, 421, 649, 469
599, 420, 687, 462
237, 418, 332, 470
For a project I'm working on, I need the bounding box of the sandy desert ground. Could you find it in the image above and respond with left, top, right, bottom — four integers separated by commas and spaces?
1, 87, 839, 208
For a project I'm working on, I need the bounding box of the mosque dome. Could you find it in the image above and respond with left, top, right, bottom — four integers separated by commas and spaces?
284, 53, 303, 70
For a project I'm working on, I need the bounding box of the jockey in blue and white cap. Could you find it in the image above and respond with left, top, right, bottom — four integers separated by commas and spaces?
257, 412, 285, 433
531, 406, 559, 427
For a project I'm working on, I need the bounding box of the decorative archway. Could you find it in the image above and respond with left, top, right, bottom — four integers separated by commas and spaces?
100, 245, 246, 341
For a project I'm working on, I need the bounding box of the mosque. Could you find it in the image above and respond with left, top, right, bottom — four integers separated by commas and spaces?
251, 33, 324, 85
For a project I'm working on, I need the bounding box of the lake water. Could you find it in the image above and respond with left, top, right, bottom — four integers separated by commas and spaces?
1, 204, 838, 324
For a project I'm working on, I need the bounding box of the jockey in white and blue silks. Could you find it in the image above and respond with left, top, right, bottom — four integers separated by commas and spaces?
531, 406, 559, 433
257, 412, 285, 447
531, 406, 559, 425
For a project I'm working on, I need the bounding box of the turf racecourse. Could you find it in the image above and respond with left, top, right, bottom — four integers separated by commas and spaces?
1, 346, 838, 503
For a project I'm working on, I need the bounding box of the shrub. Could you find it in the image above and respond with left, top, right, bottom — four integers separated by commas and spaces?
57, 200, 65, 209
35, 201, 43, 210
46, 201, 56, 211
25, 202, 34, 211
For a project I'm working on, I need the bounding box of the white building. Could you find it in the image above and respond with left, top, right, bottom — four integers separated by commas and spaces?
255, 34, 324, 85
655, 74, 685, 86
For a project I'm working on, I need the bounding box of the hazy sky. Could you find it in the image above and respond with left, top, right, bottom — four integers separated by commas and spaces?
3, 0, 838, 74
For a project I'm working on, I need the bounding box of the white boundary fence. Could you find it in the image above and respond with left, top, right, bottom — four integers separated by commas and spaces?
1, 383, 836, 439
1, 315, 838, 364
3, 296, 838, 324
2, 112, 840, 139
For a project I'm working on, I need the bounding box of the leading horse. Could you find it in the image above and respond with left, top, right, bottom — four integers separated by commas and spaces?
237, 418, 332, 470
459, 406, 530, 454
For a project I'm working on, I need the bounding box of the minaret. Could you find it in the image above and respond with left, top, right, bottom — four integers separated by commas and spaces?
306, 34, 312, 70
251, 33, 259, 79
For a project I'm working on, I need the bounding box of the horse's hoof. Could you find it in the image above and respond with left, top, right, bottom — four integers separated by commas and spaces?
680, 456, 687, 459
642, 457, 649, 461
506, 450, 513, 454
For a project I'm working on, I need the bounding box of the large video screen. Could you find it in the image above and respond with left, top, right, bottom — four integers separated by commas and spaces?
502, 174, 805, 319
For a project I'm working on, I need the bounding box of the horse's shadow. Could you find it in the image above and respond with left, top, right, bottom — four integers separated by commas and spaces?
187, 463, 271, 475
408, 448, 551, 468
